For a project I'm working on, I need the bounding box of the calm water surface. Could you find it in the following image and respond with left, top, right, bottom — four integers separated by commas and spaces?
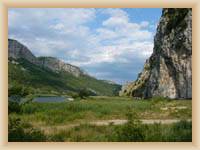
33, 96, 66, 103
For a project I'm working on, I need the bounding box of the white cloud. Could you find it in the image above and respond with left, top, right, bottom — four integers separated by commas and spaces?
102, 17, 128, 27
96, 28, 118, 40
50, 23, 65, 30
101, 8, 128, 18
9, 8, 153, 64
95, 9, 152, 47
9, 8, 97, 55
140, 21, 149, 28
8, 8, 157, 83
69, 41, 153, 67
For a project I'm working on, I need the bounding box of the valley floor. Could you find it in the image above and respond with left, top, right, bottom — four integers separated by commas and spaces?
8, 96, 192, 142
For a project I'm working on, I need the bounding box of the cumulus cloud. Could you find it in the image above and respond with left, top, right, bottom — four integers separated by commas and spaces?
140, 21, 150, 28
8, 8, 159, 84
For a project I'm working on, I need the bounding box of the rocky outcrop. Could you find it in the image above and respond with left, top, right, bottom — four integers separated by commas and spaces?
119, 8, 192, 99
8, 39, 40, 65
38, 57, 83, 77
8, 39, 84, 77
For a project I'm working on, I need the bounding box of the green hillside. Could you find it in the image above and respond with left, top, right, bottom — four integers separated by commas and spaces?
8, 58, 121, 96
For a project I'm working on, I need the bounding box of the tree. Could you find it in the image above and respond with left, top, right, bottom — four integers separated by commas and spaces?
9, 84, 32, 97
78, 88, 90, 99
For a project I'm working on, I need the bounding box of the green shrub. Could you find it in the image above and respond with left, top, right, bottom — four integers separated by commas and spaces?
78, 88, 90, 99
116, 108, 145, 141
144, 123, 163, 141
21, 103, 38, 114
170, 120, 192, 141
117, 123, 145, 142
173, 120, 191, 130
8, 116, 46, 142
143, 120, 192, 142
71, 93, 79, 99
8, 101, 21, 114
9, 84, 32, 97
9, 84, 23, 96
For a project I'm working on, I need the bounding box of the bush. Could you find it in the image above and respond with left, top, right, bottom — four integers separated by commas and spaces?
144, 123, 163, 141
9, 84, 33, 97
173, 120, 191, 130
8, 101, 21, 114
116, 108, 145, 141
9, 84, 22, 96
170, 120, 192, 141
71, 93, 79, 99
78, 88, 90, 99
143, 120, 192, 142
8, 116, 46, 142
21, 103, 38, 114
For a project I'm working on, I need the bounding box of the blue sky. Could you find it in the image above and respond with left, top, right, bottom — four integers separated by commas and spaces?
8, 8, 162, 84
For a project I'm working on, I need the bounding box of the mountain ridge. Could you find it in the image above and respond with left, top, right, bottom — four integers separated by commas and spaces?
8, 39, 121, 96
9, 39, 85, 77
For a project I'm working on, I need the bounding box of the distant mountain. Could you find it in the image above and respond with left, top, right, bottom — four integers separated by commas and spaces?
37, 56, 84, 77
100, 80, 118, 85
9, 39, 84, 77
8, 39, 121, 96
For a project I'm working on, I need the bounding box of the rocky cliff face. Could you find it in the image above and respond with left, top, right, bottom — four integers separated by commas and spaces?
8, 39, 84, 77
119, 8, 192, 99
8, 39, 40, 65
38, 57, 83, 77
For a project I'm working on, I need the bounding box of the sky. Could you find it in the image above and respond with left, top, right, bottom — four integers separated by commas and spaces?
8, 8, 162, 84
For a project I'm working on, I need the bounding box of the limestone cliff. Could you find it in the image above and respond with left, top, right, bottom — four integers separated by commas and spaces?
38, 57, 83, 77
119, 8, 192, 99
8, 39, 84, 77
8, 39, 40, 65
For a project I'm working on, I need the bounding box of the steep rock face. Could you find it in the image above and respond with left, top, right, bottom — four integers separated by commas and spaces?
8, 39, 84, 77
38, 57, 83, 77
119, 8, 192, 99
8, 39, 40, 65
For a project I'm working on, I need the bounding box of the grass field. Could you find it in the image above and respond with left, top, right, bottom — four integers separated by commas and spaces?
44, 120, 192, 142
8, 96, 192, 142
